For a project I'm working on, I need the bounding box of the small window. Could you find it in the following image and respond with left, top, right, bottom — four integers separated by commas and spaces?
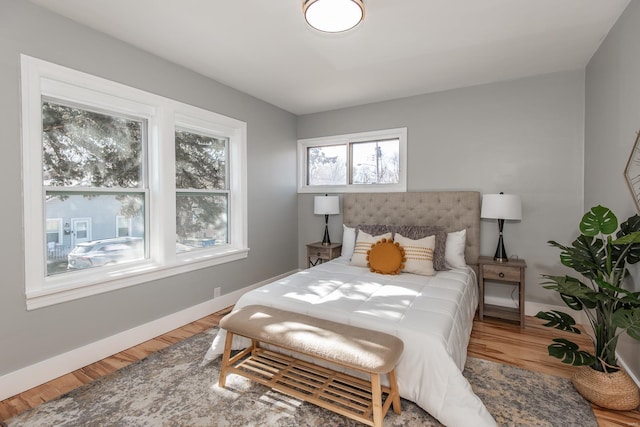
116, 215, 132, 237
46, 218, 62, 245
298, 128, 407, 193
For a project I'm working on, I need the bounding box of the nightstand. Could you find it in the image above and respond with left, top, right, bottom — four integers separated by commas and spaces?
306, 242, 342, 268
478, 256, 527, 328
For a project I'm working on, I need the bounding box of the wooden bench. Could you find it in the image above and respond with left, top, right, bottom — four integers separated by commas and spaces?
218, 305, 404, 427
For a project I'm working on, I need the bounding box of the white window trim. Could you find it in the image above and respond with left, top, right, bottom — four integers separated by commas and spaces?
297, 128, 407, 193
21, 55, 248, 310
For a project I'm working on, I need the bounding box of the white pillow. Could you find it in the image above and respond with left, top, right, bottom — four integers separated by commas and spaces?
394, 233, 435, 276
341, 224, 356, 259
350, 230, 393, 267
445, 229, 467, 269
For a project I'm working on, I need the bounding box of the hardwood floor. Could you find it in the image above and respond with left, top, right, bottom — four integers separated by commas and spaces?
0, 306, 231, 424
1, 310, 639, 426
469, 317, 640, 427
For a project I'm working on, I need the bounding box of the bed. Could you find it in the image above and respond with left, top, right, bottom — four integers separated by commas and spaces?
205, 191, 496, 427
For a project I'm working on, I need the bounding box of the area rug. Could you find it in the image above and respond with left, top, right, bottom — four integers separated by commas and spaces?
7, 328, 597, 426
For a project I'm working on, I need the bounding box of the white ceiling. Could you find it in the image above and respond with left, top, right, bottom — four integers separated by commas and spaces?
29, 0, 630, 115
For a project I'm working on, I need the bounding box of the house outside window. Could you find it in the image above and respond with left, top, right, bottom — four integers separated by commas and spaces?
297, 128, 407, 193
21, 55, 248, 309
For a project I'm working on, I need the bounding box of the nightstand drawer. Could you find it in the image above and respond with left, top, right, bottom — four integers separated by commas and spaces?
306, 242, 342, 268
312, 246, 332, 259
482, 264, 521, 281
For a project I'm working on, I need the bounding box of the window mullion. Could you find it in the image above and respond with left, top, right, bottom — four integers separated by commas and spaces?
348, 141, 354, 185
149, 110, 176, 265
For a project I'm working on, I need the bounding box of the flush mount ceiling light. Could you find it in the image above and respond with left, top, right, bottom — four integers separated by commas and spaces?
303, 0, 365, 33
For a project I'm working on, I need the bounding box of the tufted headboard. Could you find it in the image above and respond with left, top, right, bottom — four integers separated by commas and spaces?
342, 191, 481, 267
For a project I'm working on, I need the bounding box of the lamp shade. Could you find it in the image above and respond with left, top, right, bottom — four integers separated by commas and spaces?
481, 194, 522, 220
303, 0, 365, 33
314, 195, 340, 215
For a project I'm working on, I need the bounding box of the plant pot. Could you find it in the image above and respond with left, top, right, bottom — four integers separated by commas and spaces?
571, 366, 640, 410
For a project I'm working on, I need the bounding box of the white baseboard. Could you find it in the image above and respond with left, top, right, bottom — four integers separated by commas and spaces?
0, 270, 296, 401
617, 354, 640, 388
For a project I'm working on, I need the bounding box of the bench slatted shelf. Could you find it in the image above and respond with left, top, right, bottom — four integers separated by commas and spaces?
218, 305, 404, 427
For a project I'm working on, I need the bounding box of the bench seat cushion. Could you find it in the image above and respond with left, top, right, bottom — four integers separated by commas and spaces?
219, 305, 404, 374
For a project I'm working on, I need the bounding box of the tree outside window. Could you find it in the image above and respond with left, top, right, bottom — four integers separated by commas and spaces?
175, 129, 229, 251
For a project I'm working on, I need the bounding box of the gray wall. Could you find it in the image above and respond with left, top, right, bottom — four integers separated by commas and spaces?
297, 70, 586, 308
585, 0, 640, 377
0, 0, 298, 375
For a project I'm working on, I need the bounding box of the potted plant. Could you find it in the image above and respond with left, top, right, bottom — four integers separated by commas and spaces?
536, 205, 640, 410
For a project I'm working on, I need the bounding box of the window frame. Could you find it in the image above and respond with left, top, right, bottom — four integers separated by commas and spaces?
297, 128, 407, 193
21, 55, 248, 310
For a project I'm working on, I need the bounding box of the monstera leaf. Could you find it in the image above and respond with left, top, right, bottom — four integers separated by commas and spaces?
535, 310, 581, 334
594, 277, 634, 298
612, 309, 640, 341
616, 215, 640, 265
619, 291, 640, 308
548, 338, 596, 366
580, 205, 618, 236
551, 236, 605, 280
541, 275, 598, 310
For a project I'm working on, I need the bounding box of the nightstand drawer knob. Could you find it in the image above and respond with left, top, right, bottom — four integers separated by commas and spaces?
499, 272, 505, 278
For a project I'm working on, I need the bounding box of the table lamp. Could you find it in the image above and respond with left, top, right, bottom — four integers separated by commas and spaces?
314, 194, 340, 246
481, 192, 522, 262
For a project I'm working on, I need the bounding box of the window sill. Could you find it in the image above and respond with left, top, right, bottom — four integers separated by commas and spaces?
26, 247, 250, 310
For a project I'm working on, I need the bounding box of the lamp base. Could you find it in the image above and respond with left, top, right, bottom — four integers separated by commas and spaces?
494, 219, 509, 262
321, 216, 331, 246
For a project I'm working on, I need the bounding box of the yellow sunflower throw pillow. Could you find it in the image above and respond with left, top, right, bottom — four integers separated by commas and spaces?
367, 238, 406, 275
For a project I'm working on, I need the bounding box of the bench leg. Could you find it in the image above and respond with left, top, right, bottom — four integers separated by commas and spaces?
218, 331, 234, 388
371, 373, 383, 427
389, 369, 402, 414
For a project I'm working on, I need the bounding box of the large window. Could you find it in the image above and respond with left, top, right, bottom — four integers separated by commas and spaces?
21, 55, 247, 309
298, 128, 407, 193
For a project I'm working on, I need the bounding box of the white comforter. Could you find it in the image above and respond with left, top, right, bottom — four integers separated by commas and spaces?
205, 258, 496, 427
